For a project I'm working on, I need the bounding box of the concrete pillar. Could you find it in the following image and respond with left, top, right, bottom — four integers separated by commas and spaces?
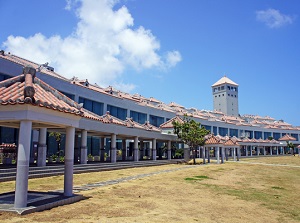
167, 141, 172, 160
270, 147, 273, 156
183, 144, 190, 161
263, 147, 266, 156
202, 147, 206, 164
64, 126, 75, 197
233, 147, 236, 161
276, 146, 279, 155
250, 146, 253, 156
237, 147, 240, 161
216, 147, 220, 164
140, 140, 144, 160
257, 147, 260, 156
37, 128, 47, 167
80, 130, 87, 164
133, 136, 139, 161
225, 148, 229, 161
152, 139, 157, 160
122, 139, 126, 161
14, 120, 32, 208
221, 147, 225, 164
99, 137, 105, 161
245, 146, 248, 157
207, 147, 211, 163
110, 134, 117, 163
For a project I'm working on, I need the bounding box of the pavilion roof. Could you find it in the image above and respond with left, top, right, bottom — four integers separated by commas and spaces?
160, 116, 184, 129
0, 67, 84, 117
278, 134, 296, 141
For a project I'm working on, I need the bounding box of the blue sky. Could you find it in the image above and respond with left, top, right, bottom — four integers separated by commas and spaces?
1, 0, 299, 126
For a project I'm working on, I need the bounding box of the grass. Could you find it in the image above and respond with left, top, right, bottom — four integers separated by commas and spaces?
0, 156, 300, 222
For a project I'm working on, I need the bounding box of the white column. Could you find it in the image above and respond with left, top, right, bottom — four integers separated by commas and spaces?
257, 147, 260, 156
225, 148, 229, 161
202, 146, 206, 164
270, 147, 273, 156
263, 147, 266, 156
233, 147, 236, 161
183, 144, 190, 161
64, 126, 75, 197
134, 136, 139, 161
110, 134, 117, 163
216, 147, 220, 164
167, 141, 172, 160
152, 139, 157, 160
237, 147, 240, 161
37, 128, 47, 167
80, 130, 87, 164
221, 147, 225, 164
245, 146, 248, 157
14, 120, 32, 208
250, 146, 253, 156
276, 146, 279, 155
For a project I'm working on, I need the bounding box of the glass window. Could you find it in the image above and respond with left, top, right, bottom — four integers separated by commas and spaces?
0, 73, 11, 81
79, 97, 104, 116
264, 132, 272, 139
254, 131, 262, 139
291, 134, 299, 141
130, 111, 147, 124
273, 132, 281, 140
202, 125, 211, 132
229, 129, 238, 137
219, 127, 228, 136
213, 126, 218, 135
149, 115, 164, 127
107, 105, 127, 120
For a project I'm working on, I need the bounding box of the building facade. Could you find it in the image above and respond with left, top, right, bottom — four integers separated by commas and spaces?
0, 51, 299, 159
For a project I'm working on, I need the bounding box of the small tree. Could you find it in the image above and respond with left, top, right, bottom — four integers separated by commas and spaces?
172, 116, 210, 164
287, 141, 295, 155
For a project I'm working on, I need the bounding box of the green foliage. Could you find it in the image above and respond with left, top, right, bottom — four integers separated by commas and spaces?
287, 142, 294, 149
172, 115, 210, 164
173, 116, 210, 149
49, 132, 63, 142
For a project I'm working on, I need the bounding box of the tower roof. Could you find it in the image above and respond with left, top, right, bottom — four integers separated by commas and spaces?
212, 76, 238, 87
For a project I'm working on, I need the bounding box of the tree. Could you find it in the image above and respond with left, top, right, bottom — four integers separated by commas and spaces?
172, 116, 210, 164
287, 141, 295, 155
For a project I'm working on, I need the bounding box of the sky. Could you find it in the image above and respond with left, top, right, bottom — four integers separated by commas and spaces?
0, 0, 299, 126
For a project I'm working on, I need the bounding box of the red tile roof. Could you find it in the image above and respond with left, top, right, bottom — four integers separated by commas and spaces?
101, 111, 126, 126
160, 116, 184, 129
142, 121, 161, 132
278, 134, 296, 141
0, 66, 84, 116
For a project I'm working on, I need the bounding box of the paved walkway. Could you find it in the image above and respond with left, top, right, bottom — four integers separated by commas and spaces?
53, 165, 198, 193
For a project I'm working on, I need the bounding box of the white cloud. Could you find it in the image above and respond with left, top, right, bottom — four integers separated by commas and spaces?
165, 51, 182, 68
2, 0, 181, 92
256, 8, 295, 28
